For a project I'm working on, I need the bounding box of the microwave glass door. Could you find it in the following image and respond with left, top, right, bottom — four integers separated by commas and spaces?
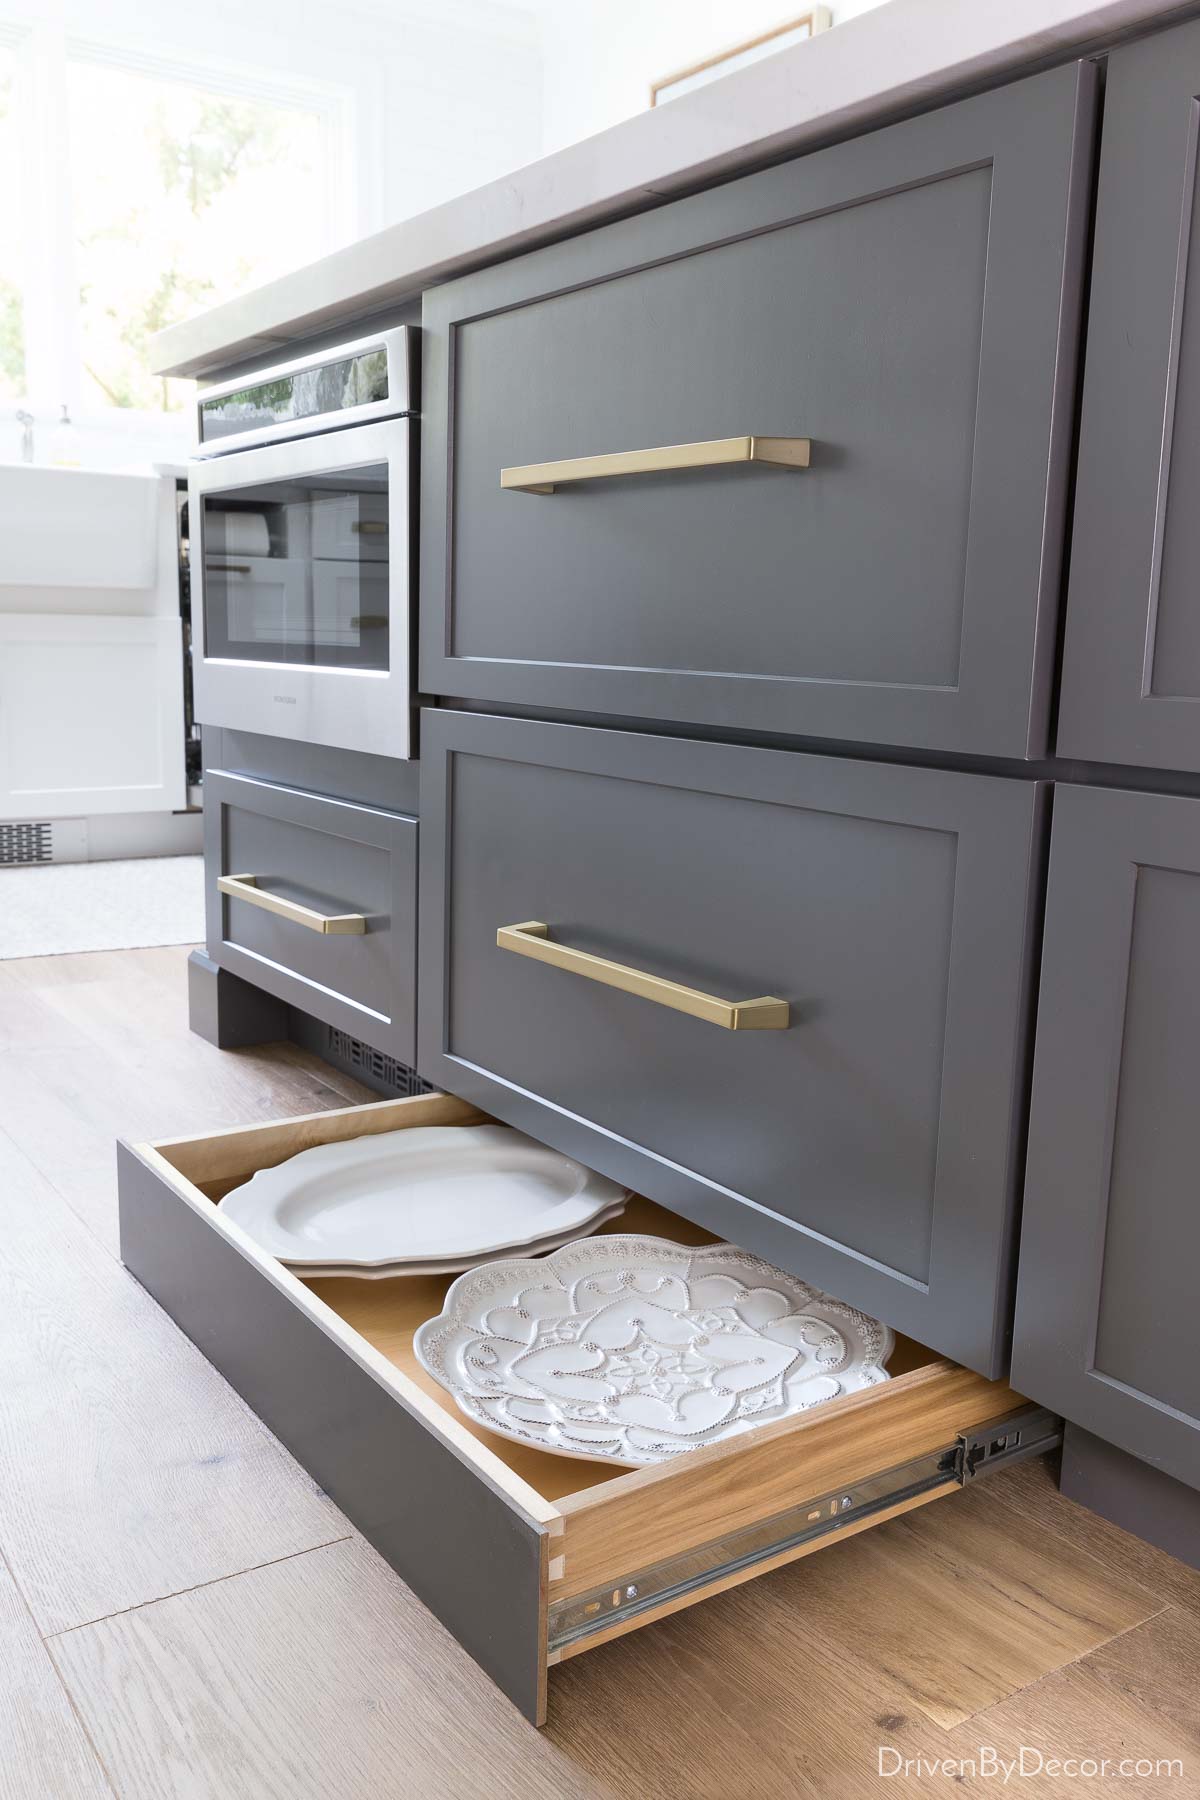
201, 463, 390, 671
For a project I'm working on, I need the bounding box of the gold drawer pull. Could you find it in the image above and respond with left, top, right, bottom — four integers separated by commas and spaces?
352, 519, 388, 535
206, 562, 251, 574
497, 921, 788, 1030
500, 435, 811, 495
218, 873, 367, 936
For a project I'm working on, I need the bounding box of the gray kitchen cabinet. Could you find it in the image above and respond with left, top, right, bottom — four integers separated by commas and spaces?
421, 62, 1094, 759
1059, 18, 1200, 773
1012, 784, 1200, 1491
418, 709, 1046, 1376
205, 769, 417, 1063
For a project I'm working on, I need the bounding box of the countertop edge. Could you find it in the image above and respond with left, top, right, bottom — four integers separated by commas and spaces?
151, 0, 1189, 379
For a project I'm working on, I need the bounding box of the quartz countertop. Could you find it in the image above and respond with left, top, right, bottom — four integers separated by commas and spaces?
151, 0, 1189, 380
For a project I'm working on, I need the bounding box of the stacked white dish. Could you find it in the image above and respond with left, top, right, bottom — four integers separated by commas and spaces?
415, 1237, 893, 1466
216, 1123, 627, 1278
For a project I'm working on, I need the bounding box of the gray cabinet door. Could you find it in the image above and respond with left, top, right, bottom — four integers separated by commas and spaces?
418, 710, 1045, 1375
1059, 20, 1200, 773
1013, 785, 1200, 1491
421, 63, 1094, 759
206, 770, 417, 1062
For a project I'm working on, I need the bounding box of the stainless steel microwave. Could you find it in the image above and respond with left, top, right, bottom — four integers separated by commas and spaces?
188, 326, 416, 760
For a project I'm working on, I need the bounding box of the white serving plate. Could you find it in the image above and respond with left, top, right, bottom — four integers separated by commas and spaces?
217, 1123, 627, 1268
290, 1201, 628, 1280
414, 1236, 894, 1466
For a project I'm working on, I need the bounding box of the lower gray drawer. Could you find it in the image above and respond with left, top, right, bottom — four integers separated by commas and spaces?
206, 769, 416, 1062
117, 1090, 1025, 1725
418, 710, 1045, 1377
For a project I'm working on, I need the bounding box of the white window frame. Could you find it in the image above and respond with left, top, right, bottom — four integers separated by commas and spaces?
1, 16, 355, 423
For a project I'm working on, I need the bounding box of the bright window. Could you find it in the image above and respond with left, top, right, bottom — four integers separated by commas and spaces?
67, 61, 330, 412
0, 44, 23, 399
3, 32, 349, 421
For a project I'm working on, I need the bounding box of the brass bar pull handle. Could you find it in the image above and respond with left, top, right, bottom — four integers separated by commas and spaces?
218, 873, 367, 936
206, 562, 252, 574
352, 519, 388, 535
496, 921, 788, 1030
500, 435, 811, 495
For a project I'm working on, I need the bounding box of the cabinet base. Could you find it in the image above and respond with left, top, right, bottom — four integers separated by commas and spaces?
187, 949, 287, 1049
1060, 1424, 1200, 1572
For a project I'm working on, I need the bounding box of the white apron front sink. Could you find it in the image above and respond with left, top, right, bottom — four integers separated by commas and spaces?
0, 465, 160, 590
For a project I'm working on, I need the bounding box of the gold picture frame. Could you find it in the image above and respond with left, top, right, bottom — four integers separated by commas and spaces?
650, 9, 832, 108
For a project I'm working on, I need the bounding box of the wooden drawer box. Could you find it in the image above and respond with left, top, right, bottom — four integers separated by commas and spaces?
421, 63, 1094, 759
418, 710, 1045, 1377
205, 769, 416, 1063
118, 1090, 1036, 1725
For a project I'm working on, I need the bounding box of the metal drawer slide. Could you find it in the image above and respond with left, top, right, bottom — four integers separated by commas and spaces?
548, 1405, 1061, 1654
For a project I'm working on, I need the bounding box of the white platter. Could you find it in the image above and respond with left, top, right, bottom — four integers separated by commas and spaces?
290, 1201, 628, 1280
217, 1124, 628, 1268
413, 1236, 893, 1466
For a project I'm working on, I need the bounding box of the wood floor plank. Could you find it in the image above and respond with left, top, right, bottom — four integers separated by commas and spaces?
0, 1034, 369, 1191
44, 1163, 122, 1258
1071, 1605, 1200, 1753
988, 1454, 1200, 1620
49, 1538, 597, 1800
0, 1557, 113, 1800
0, 1129, 349, 1636
946, 1610, 1200, 1793
760, 1484, 1163, 1729
0, 971, 91, 1053
0, 949, 175, 990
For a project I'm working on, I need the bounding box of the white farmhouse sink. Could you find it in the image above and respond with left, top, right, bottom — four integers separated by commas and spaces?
0, 465, 161, 589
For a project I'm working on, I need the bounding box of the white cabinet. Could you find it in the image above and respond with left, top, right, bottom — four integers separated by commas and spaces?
0, 614, 187, 817
0, 468, 189, 831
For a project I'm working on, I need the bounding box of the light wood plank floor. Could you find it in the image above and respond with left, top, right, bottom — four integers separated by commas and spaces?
2, 945, 1198, 1799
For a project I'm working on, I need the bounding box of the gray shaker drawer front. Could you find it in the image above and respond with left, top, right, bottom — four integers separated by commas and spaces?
1013, 786, 1200, 1491
1059, 19, 1200, 774
418, 711, 1045, 1375
206, 770, 416, 1062
421, 62, 1094, 759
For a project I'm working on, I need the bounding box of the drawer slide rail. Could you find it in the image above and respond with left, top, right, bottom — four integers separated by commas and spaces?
547, 1405, 1062, 1654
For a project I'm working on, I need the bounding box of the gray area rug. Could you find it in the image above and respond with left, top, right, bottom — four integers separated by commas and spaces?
0, 856, 204, 958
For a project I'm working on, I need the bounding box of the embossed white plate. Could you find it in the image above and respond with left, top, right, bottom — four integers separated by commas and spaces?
217, 1124, 628, 1268
413, 1236, 893, 1465
290, 1202, 628, 1280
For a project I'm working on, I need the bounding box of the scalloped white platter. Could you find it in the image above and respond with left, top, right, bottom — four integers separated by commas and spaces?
291, 1202, 628, 1280
217, 1123, 628, 1270
413, 1236, 894, 1466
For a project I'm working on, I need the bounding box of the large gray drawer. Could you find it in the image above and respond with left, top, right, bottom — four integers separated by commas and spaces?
418, 711, 1045, 1375
206, 769, 416, 1062
421, 62, 1094, 759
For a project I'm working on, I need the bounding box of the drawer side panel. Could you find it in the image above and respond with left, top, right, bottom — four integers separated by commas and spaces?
117, 1141, 547, 1725
552, 1361, 1018, 1601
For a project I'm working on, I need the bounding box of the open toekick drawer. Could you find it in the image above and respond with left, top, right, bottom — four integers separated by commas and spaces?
117, 1091, 1058, 1725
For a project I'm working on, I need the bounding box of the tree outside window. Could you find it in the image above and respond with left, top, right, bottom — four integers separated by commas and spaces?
1, 38, 341, 419
68, 62, 329, 412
